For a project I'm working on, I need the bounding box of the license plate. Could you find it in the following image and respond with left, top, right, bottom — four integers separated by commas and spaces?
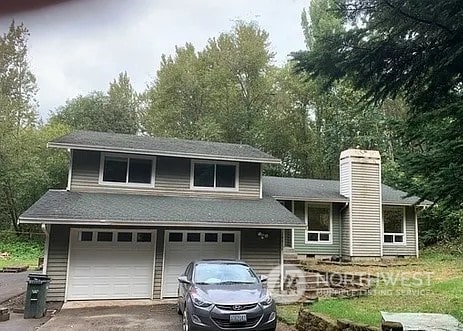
230, 314, 247, 323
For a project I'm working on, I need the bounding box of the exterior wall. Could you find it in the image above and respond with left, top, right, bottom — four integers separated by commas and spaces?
46, 225, 281, 301
382, 206, 417, 256
341, 207, 350, 257
240, 229, 281, 290
46, 224, 70, 301
340, 150, 382, 258
293, 204, 342, 256
350, 162, 382, 257
70, 150, 260, 199
153, 229, 165, 299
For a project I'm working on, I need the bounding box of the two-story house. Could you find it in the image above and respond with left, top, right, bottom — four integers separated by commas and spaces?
19, 131, 428, 302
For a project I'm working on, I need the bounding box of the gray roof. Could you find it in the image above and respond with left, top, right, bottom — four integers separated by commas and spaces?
19, 190, 305, 228
48, 131, 280, 164
263, 176, 348, 202
263, 176, 429, 206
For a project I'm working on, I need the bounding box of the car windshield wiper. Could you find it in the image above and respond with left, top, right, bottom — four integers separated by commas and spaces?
216, 281, 256, 285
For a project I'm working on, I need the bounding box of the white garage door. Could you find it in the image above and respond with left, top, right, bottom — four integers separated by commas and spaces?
162, 230, 240, 297
67, 229, 156, 300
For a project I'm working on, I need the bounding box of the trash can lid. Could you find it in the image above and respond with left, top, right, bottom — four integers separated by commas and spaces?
28, 273, 51, 281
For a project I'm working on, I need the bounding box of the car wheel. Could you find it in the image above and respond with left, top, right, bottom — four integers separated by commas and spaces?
182, 307, 191, 331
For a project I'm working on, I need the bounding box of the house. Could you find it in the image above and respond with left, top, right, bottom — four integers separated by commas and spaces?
19, 131, 427, 302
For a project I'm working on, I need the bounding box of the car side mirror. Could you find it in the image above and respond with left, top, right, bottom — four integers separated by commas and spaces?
260, 275, 268, 282
178, 275, 191, 284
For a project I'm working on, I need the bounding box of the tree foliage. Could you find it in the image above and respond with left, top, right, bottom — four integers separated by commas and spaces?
0, 21, 69, 232
293, 0, 463, 206
51, 71, 139, 134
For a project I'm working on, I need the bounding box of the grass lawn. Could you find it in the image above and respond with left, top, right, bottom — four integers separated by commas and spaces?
277, 249, 463, 326
0, 231, 44, 270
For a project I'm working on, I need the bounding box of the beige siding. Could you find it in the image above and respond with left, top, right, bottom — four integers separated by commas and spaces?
340, 161, 350, 197
341, 206, 351, 257
350, 162, 382, 257
241, 229, 281, 289
70, 150, 260, 199
153, 229, 165, 299
46, 225, 70, 301
383, 206, 417, 256
294, 204, 342, 256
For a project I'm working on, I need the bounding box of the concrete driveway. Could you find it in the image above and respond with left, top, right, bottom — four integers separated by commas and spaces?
38, 302, 295, 331
38, 303, 182, 331
0, 271, 28, 303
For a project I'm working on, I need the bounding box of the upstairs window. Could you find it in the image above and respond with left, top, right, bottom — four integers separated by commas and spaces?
100, 154, 154, 186
383, 206, 405, 244
191, 161, 238, 190
307, 204, 331, 243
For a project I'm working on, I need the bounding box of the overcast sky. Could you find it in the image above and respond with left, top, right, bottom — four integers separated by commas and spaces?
0, 0, 308, 120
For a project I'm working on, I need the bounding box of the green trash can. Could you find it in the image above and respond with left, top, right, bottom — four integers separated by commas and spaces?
24, 273, 50, 319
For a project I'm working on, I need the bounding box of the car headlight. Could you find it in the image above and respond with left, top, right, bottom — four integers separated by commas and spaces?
190, 290, 212, 308
259, 292, 273, 306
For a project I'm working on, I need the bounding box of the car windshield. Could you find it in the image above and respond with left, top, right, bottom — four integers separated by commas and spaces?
194, 263, 259, 285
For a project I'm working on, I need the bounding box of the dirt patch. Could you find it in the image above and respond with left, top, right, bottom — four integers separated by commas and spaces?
277, 321, 297, 331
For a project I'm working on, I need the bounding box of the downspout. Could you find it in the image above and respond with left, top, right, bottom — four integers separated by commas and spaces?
41, 224, 50, 275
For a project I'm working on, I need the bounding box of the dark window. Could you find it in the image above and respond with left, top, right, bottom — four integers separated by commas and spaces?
97, 232, 113, 242
102, 155, 153, 185
205, 233, 218, 242
216, 164, 236, 188
395, 235, 404, 243
194, 163, 214, 187
137, 232, 151, 242
117, 232, 132, 242
128, 159, 152, 184
81, 231, 93, 241
294, 201, 305, 221
222, 233, 235, 243
103, 157, 127, 182
384, 207, 404, 234
187, 233, 201, 242
169, 232, 183, 242
307, 233, 318, 241
193, 162, 237, 189
320, 233, 330, 241
384, 234, 394, 243
307, 205, 330, 232
279, 200, 292, 211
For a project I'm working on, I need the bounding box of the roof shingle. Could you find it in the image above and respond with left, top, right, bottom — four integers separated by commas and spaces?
263, 176, 429, 206
48, 131, 280, 164
19, 190, 305, 228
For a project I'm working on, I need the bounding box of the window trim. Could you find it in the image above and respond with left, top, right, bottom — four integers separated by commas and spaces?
304, 202, 333, 245
383, 205, 407, 246
190, 160, 239, 191
98, 152, 156, 188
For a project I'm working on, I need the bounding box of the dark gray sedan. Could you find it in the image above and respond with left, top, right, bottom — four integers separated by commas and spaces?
177, 260, 277, 331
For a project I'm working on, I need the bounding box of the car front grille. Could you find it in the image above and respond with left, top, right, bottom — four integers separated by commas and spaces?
215, 304, 258, 311
212, 316, 261, 329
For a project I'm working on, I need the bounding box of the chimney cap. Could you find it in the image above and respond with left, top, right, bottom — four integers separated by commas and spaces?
340, 149, 381, 160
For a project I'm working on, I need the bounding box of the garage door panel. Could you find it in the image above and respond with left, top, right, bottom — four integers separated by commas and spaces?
67, 229, 156, 300
162, 231, 240, 297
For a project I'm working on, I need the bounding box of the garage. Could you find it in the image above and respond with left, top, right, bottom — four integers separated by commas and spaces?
66, 228, 156, 300
162, 230, 240, 297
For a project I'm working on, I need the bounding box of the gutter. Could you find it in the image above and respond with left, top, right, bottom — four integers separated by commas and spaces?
20, 217, 306, 229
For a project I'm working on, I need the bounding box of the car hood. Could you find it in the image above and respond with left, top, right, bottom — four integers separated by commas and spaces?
195, 283, 266, 305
